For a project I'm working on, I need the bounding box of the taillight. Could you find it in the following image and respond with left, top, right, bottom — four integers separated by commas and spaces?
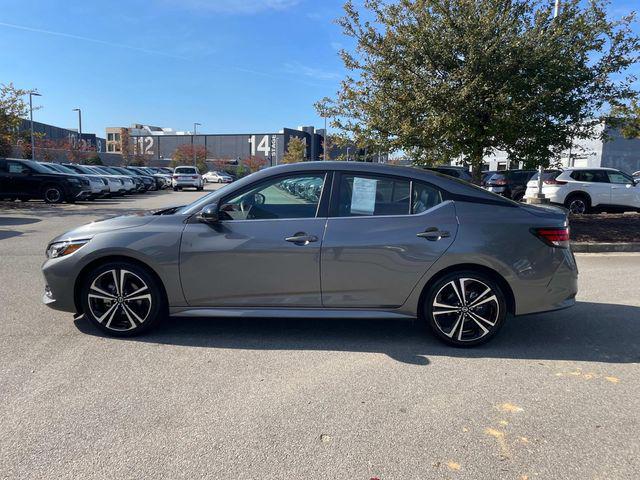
543, 179, 567, 185
532, 227, 570, 248
192, 176, 198, 179
173, 174, 179, 179
492, 178, 508, 186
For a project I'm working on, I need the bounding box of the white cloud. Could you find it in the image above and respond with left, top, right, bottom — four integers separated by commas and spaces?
161, 0, 302, 14
283, 62, 341, 80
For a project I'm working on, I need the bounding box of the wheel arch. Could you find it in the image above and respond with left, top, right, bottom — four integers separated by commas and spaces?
73, 255, 168, 314
416, 263, 516, 319
564, 190, 592, 206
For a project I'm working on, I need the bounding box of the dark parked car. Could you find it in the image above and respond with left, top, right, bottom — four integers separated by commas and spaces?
0, 158, 92, 203
483, 170, 536, 201
422, 166, 474, 183
42, 161, 577, 347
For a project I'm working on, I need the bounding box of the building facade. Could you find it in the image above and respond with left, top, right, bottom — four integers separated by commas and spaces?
106, 124, 326, 166
18, 119, 105, 152
452, 123, 640, 174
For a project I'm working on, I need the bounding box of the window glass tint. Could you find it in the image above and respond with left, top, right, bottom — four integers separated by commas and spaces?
607, 171, 634, 184
220, 173, 325, 221
529, 170, 560, 182
175, 167, 197, 174
412, 182, 443, 214
338, 175, 411, 216
7, 161, 31, 174
570, 170, 609, 183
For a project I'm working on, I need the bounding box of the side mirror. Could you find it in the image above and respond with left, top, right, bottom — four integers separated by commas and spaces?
198, 204, 219, 224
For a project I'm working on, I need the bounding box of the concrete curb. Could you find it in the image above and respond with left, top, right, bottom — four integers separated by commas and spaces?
571, 242, 640, 253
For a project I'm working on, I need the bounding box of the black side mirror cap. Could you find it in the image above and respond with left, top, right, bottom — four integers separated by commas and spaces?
198, 204, 219, 224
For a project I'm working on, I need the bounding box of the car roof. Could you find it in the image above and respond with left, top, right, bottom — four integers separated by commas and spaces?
561, 167, 618, 171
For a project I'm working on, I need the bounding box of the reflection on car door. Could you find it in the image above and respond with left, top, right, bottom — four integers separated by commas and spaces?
179, 172, 329, 307
321, 173, 458, 308
608, 171, 639, 208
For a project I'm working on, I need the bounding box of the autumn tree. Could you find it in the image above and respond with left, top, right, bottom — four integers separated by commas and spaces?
0, 83, 32, 157
318, 0, 640, 181
120, 127, 131, 165
242, 155, 267, 173
170, 144, 208, 172
281, 136, 307, 164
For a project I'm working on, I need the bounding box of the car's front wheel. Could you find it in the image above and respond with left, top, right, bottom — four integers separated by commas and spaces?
43, 184, 65, 204
80, 262, 165, 336
424, 271, 507, 347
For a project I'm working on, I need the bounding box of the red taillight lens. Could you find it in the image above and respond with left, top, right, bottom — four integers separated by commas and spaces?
532, 227, 570, 248
192, 176, 198, 179
492, 178, 508, 185
543, 179, 567, 185
173, 174, 179, 178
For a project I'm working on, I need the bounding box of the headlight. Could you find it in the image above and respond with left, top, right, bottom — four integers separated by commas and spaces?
67, 177, 81, 185
46, 239, 89, 259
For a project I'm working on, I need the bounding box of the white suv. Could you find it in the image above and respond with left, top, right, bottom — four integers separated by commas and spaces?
525, 167, 640, 214
172, 166, 204, 191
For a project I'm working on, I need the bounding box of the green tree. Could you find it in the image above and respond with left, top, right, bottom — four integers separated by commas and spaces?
611, 99, 640, 138
318, 0, 640, 180
170, 144, 208, 172
85, 152, 104, 165
0, 83, 33, 157
281, 136, 307, 163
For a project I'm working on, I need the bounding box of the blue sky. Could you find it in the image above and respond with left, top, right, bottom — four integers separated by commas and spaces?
1, 0, 638, 138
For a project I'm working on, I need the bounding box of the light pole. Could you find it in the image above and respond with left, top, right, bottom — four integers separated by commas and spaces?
193, 122, 201, 167
72, 108, 82, 150
29, 91, 41, 161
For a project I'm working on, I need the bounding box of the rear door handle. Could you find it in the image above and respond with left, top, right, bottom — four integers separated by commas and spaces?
417, 227, 450, 241
285, 232, 318, 245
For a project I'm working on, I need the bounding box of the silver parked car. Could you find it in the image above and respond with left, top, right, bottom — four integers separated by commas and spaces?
41, 162, 577, 346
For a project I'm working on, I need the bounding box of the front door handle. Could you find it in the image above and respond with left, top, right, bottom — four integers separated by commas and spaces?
285, 232, 318, 245
417, 227, 450, 241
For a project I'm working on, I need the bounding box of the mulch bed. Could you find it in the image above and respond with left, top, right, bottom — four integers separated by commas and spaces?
570, 212, 640, 243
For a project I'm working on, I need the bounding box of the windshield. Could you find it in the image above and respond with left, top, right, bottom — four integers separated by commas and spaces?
20, 160, 52, 174
50, 164, 78, 175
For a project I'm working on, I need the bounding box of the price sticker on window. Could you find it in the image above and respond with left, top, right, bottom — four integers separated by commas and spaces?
351, 177, 378, 215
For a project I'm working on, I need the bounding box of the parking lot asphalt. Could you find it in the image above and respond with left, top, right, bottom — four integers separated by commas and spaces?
1, 187, 639, 480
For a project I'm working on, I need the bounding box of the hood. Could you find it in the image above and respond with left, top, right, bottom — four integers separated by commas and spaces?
51, 212, 155, 242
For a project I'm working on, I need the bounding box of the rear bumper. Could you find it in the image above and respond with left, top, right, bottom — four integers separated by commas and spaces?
514, 248, 578, 316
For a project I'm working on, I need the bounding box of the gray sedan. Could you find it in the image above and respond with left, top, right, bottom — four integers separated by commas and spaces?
42, 162, 577, 346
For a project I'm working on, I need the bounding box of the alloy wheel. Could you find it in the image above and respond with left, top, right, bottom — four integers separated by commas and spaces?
568, 199, 586, 214
44, 187, 62, 203
87, 269, 152, 331
431, 277, 500, 343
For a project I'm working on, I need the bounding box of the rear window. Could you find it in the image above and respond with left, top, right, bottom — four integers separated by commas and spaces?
175, 167, 197, 174
528, 170, 561, 182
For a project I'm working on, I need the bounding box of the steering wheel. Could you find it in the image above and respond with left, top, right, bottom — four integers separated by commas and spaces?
239, 192, 265, 214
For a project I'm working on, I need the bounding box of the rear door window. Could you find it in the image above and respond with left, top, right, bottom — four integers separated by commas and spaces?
337, 174, 410, 216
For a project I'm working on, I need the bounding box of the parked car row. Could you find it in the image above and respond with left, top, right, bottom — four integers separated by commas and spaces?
425, 164, 640, 213
278, 175, 324, 202
0, 158, 174, 204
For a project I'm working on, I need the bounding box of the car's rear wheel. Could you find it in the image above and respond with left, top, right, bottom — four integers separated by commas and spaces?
43, 184, 65, 204
424, 271, 507, 347
80, 262, 165, 336
565, 194, 590, 214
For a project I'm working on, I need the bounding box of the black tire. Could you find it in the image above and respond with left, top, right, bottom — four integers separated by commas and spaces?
197, 186, 203, 191
80, 261, 166, 337
564, 193, 590, 214
173, 187, 178, 191
423, 270, 507, 347
42, 184, 65, 204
